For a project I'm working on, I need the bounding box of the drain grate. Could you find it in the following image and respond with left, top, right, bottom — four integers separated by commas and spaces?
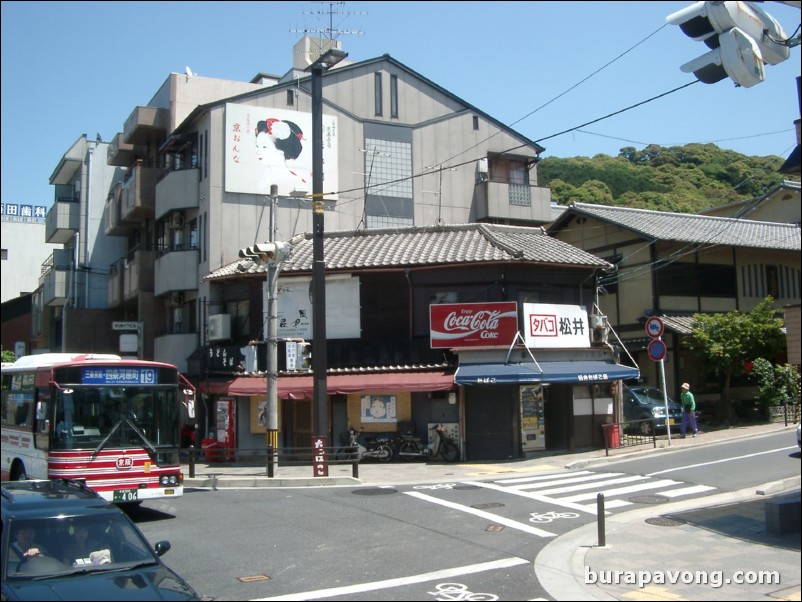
453, 484, 481, 491
351, 488, 399, 496
630, 494, 669, 504
646, 516, 687, 527
472, 502, 505, 509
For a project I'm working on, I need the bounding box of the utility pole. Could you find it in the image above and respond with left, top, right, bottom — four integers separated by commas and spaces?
266, 184, 279, 475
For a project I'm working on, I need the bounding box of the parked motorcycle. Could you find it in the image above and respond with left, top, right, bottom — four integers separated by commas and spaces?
343, 426, 394, 462
396, 423, 459, 462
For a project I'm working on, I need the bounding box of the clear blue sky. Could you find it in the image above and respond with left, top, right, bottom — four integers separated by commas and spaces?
2, 1, 800, 208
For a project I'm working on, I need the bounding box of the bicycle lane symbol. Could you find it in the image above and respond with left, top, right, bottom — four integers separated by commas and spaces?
428, 582, 498, 601
528, 510, 580, 523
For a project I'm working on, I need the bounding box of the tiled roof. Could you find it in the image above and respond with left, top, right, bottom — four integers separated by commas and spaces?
206, 223, 609, 280
550, 202, 801, 251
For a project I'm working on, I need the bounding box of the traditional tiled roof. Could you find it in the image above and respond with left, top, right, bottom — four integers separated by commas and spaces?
548, 202, 801, 251
206, 223, 609, 280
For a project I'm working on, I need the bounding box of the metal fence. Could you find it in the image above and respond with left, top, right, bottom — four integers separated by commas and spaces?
601, 421, 657, 456
185, 444, 361, 478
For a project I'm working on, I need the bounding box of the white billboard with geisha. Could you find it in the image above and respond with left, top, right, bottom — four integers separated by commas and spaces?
224, 103, 338, 199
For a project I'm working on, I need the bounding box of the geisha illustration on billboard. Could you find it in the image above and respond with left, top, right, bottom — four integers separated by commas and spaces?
225, 103, 339, 199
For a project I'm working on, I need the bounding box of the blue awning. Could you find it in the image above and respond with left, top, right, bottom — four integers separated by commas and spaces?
455, 360, 639, 385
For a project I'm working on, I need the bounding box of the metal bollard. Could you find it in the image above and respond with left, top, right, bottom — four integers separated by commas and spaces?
351, 446, 359, 479
597, 492, 606, 547
188, 444, 196, 478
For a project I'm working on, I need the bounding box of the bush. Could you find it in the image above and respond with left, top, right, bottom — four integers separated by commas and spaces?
750, 358, 801, 418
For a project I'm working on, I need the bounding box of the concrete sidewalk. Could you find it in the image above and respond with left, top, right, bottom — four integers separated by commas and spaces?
182, 422, 801, 601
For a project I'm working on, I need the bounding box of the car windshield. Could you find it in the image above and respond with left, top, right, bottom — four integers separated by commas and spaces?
5, 514, 158, 580
632, 387, 673, 405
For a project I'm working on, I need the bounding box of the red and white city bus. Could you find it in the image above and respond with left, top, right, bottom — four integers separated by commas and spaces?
1, 353, 195, 503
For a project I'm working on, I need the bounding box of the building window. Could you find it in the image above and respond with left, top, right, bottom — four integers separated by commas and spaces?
374, 72, 383, 116
490, 157, 531, 207
364, 138, 412, 199
473, 115, 479, 130
390, 75, 398, 118
287, 89, 294, 107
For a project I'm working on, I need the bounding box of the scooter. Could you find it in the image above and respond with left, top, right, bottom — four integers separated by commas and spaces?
396, 423, 459, 462
344, 426, 394, 462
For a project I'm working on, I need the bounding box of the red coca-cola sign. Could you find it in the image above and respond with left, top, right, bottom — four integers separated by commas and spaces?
430, 302, 518, 348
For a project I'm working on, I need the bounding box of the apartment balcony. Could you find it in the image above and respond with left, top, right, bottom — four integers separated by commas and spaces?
107, 132, 144, 167
155, 167, 200, 220
474, 180, 552, 224
154, 246, 199, 296
107, 258, 124, 307
122, 248, 156, 301
45, 195, 80, 244
38, 251, 72, 307
104, 181, 135, 236
123, 106, 168, 145
120, 161, 159, 223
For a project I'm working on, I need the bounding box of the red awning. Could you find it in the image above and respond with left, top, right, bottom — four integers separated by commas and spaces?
225, 370, 454, 399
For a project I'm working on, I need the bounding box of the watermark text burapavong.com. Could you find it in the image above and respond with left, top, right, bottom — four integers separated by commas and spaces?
585, 567, 781, 589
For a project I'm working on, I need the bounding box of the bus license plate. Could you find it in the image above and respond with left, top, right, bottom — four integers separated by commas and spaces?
113, 489, 139, 502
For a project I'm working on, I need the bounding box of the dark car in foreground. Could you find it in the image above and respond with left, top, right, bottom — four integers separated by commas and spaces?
623, 385, 683, 435
1, 479, 199, 601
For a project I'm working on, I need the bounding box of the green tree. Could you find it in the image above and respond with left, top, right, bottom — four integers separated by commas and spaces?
1, 347, 16, 363
750, 358, 801, 417
684, 297, 785, 424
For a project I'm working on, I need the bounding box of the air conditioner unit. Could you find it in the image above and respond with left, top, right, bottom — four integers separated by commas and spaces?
169, 212, 185, 228
168, 292, 184, 307
208, 314, 231, 341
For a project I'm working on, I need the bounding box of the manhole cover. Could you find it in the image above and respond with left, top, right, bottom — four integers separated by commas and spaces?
630, 494, 669, 504
645, 516, 687, 527
472, 502, 505, 509
453, 484, 481, 491
351, 488, 399, 496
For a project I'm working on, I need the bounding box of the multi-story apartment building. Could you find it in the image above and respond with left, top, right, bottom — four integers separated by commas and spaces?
90, 37, 645, 459
33, 134, 127, 354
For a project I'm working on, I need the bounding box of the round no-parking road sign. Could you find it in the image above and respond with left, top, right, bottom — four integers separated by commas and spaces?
647, 339, 667, 362
645, 316, 664, 338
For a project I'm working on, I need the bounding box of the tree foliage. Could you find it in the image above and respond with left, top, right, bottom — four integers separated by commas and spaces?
750, 358, 801, 416
1, 347, 16, 363
539, 143, 793, 212
684, 297, 786, 424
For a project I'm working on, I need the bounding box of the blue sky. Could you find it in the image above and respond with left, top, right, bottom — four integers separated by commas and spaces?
2, 1, 800, 208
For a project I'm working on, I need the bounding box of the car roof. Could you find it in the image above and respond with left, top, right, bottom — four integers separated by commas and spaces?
1, 480, 118, 522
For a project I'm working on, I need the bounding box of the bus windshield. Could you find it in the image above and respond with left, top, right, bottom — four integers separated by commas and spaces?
52, 386, 179, 451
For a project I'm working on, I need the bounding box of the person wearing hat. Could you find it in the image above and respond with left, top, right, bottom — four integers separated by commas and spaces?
680, 382, 699, 438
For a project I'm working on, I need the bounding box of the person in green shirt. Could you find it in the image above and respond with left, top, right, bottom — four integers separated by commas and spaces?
680, 382, 699, 438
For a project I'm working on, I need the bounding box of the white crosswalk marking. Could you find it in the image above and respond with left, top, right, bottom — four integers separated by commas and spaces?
534, 474, 649, 496
483, 470, 717, 513
660, 484, 716, 498
560, 478, 682, 503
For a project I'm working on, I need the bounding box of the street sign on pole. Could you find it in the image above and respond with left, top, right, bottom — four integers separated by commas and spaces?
112, 321, 140, 331
647, 339, 667, 362
645, 317, 664, 338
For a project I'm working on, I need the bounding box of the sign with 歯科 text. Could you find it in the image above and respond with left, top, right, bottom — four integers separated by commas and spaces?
429, 302, 518, 348
523, 303, 590, 349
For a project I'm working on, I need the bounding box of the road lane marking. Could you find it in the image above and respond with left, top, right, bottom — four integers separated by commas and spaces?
403, 491, 557, 537
646, 446, 797, 477
253, 557, 530, 601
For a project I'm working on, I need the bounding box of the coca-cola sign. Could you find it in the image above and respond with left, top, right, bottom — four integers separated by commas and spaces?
430, 302, 518, 348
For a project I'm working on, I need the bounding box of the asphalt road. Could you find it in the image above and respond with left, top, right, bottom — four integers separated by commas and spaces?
130, 430, 799, 601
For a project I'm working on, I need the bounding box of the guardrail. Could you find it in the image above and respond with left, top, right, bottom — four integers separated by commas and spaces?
601, 421, 657, 456
183, 444, 360, 479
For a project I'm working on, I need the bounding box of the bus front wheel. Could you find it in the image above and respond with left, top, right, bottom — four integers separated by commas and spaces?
10, 461, 27, 481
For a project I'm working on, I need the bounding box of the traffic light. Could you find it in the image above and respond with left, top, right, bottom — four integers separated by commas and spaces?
238, 241, 291, 264
667, 1, 791, 88
297, 341, 311, 370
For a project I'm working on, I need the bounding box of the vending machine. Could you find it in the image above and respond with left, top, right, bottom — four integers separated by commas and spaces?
520, 385, 546, 452
215, 398, 236, 461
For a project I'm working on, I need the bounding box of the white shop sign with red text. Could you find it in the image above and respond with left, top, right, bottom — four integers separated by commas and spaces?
430, 302, 518, 348
523, 303, 590, 349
